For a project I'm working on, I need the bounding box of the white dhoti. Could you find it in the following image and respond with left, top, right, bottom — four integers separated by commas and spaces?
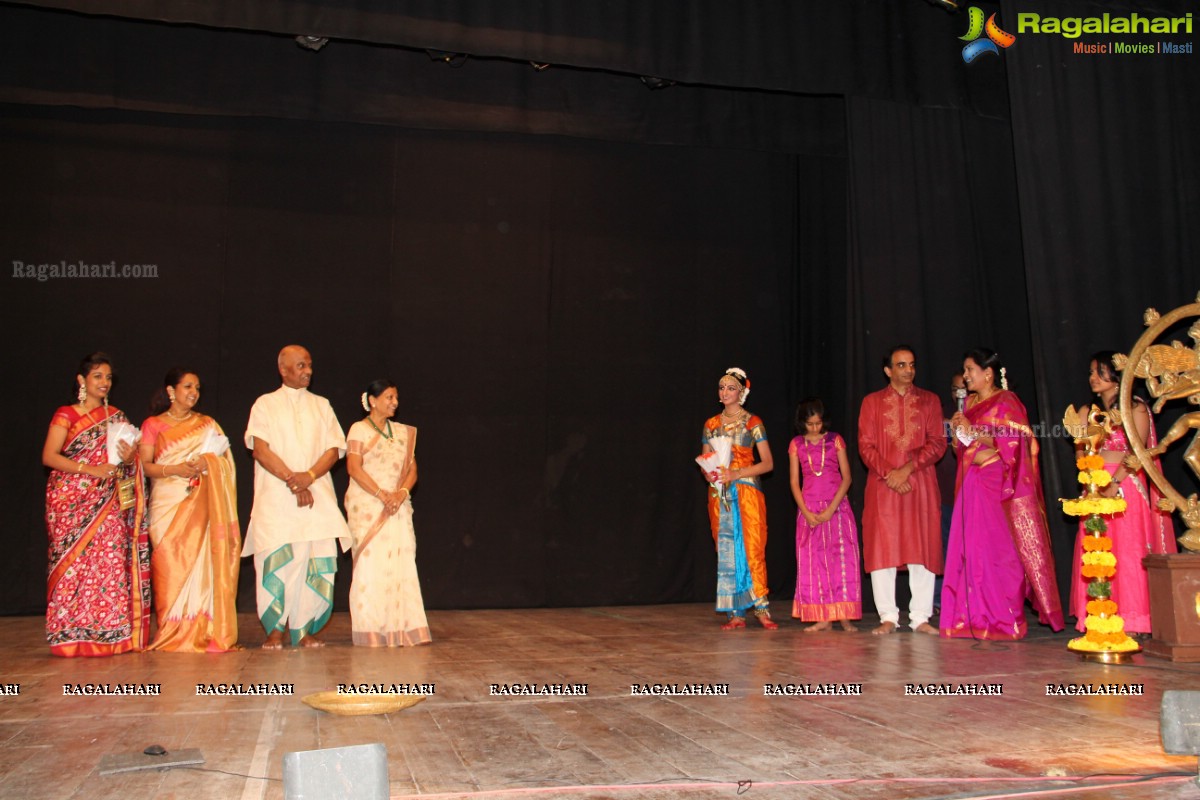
255, 540, 338, 644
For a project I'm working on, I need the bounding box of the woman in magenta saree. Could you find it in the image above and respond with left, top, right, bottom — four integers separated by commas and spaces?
942, 348, 1064, 639
41, 353, 151, 657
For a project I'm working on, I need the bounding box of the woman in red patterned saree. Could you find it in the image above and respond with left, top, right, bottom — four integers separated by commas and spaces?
139, 368, 240, 652
41, 352, 151, 657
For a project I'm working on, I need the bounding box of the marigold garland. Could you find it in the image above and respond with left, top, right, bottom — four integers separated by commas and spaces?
1070, 637, 1140, 653
1086, 599, 1117, 616
1083, 614, 1125, 634
1080, 551, 1117, 579
1063, 436, 1138, 656
1081, 552, 1116, 567
1062, 497, 1127, 516
1081, 536, 1112, 552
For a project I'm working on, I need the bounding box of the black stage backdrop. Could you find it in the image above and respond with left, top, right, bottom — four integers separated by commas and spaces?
0, 0, 1196, 618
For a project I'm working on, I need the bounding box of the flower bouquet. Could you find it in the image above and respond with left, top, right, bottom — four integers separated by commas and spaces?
197, 427, 230, 457
105, 420, 141, 465
696, 435, 732, 509
105, 418, 142, 510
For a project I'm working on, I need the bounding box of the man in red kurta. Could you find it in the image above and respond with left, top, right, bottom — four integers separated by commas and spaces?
858, 346, 946, 635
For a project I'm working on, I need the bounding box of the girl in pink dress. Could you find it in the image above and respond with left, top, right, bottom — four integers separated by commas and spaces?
1069, 351, 1176, 634
788, 398, 861, 631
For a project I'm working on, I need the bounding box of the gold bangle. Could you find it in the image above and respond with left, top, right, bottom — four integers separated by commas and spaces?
399, 487, 410, 498
307, 469, 317, 481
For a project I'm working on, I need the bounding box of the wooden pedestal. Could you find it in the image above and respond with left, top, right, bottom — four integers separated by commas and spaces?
1144, 552, 1200, 662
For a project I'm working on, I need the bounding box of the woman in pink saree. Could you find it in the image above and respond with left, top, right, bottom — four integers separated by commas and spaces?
942, 348, 1064, 639
345, 379, 430, 646
139, 368, 240, 652
1068, 352, 1175, 634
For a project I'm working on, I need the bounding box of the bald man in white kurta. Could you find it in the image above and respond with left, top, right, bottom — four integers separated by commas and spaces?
243, 345, 351, 648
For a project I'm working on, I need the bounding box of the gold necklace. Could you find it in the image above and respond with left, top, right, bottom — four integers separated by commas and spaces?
166, 407, 192, 421
804, 435, 826, 476
721, 409, 746, 430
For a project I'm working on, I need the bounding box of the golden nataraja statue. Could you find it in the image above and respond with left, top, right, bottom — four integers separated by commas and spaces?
1113, 291, 1200, 552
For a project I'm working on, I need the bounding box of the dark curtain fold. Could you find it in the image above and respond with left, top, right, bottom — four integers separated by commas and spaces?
1003, 0, 1200, 525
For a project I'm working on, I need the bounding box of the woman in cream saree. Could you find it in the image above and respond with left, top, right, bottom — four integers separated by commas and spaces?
139, 369, 240, 652
345, 380, 430, 646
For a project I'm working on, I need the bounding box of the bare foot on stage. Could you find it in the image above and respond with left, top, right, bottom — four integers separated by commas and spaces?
839, 620, 858, 632
872, 621, 896, 636
299, 633, 326, 648
261, 630, 285, 650
803, 621, 832, 633
913, 622, 939, 636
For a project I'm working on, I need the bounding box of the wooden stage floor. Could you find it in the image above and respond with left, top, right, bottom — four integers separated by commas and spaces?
1, 605, 1197, 800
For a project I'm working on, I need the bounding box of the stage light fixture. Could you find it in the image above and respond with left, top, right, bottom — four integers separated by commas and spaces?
530, 61, 551, 71
923, 0, 963, 11
1161, 690, 1200, 785
639, 76, 676, 90
294, 35, 329, 52
426, 49, 469, 67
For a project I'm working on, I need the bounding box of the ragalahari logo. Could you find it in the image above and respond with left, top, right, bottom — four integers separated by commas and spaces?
960, 7, 1016, 62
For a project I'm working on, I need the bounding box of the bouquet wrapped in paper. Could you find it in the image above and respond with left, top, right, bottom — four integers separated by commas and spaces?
197, 427, 231, 457
696, 435, 733, 508
105, 420, 142, 465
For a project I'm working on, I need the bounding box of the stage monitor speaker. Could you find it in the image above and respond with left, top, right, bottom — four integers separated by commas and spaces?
1161, 690, 1200, 786
282, 742, 388, 799
1161, 690, 1200, 754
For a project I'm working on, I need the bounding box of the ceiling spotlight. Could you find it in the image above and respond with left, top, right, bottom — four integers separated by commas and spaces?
295, 35, 329, 51
426, 50, 469, 67
639, 76, 676, 90
530, 61, 551, 72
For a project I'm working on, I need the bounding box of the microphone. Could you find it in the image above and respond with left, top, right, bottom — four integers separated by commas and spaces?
954, 387, 967, 413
